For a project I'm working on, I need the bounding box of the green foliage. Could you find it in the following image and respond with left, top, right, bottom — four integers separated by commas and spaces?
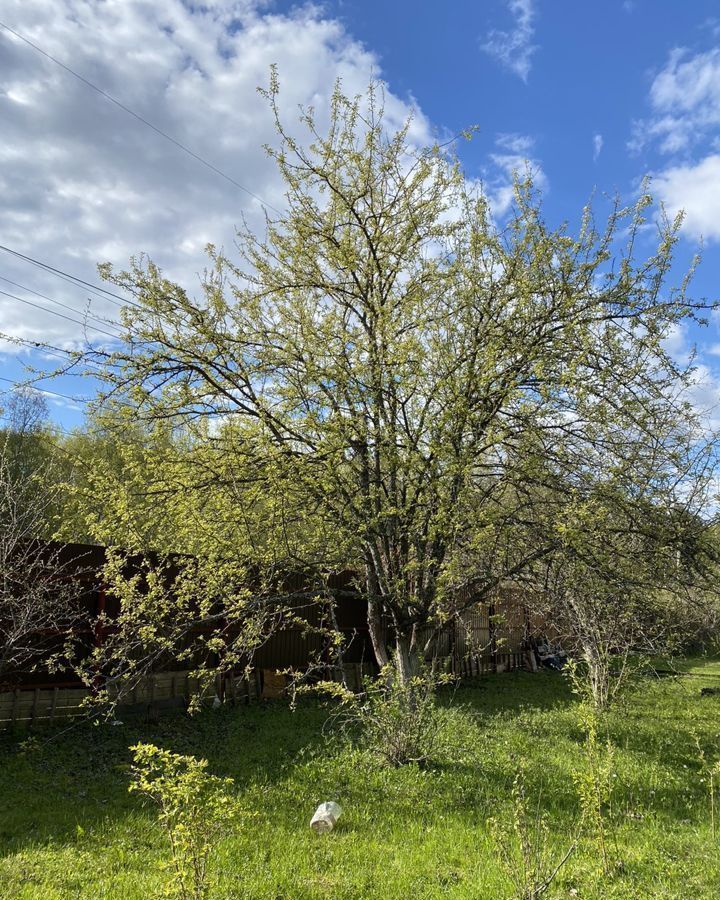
0, 430, 89, 681
4, 663, 720, 897
82, 547, 270, 712
53, 75, 716, 685
573, 701, 616, 876
490, 770, 577, 900
129, 742, 238, 900
693, 732, 720, 840
330, 664, 455, 767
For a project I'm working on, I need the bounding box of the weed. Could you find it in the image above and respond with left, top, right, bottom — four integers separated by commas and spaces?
491, 770, 577, 899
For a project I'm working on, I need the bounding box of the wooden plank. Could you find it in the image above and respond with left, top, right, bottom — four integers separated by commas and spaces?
262, 670, 286, 699
229, 674, 237, 705
30, 689, 40, 727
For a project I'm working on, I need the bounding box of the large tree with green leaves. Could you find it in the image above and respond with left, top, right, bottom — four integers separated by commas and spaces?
75, 77, 715, 683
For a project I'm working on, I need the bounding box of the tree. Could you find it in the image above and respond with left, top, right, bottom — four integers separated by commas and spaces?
0, 433, 88, 685
516, 368, 720, 709
3, 387, 49, 436
77, 77, 715, 685
1, 387, 53, 487
538, 490, 718, 708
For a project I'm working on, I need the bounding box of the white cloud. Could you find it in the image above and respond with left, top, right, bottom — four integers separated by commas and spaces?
496, 132, 535, 154
630, 47, 720, 155
630, 47, 720, 243
686, 362, 720, 432
653, 154, 720, 242
662, 324, 720, 435
484, 135, 547, 219
592, 133, 603, 161
0, 0, 436, 352
480, 0, 537, 82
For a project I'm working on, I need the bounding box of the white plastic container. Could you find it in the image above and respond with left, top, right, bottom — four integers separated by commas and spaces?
310, 801, 343, 833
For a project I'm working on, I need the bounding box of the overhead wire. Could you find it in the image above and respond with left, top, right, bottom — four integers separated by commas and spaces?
0, 374, 92, 405
0, 288, 121, 340
0, 19, 283, 431
0, 376, 84, 438
0, 244, 139, 309
0, 21, 282, 215
0, 373, 141, 437
0, 274, 123, 332
0, 332, 91, 359
0, 334, 122, 385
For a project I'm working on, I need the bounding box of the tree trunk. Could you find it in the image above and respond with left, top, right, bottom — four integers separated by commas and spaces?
367, 597, 390, 670
393, 631, 419, 686
583, 641, 609, 711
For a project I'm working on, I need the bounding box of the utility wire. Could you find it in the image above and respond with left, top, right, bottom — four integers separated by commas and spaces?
0, 275, 123, 332
0, 335, 119, 386
0, 288, 120, 340
0, 332, 88, 359
0, 21, 282, 215
0, 374, 90, 404
0, 373, 139, 428
0, 244, 137, 308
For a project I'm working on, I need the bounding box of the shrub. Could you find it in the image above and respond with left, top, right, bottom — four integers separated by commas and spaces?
491, 770, 577, 900
129, 742, 238, 900
328, 664, 454, 767
572, 702, 616, 875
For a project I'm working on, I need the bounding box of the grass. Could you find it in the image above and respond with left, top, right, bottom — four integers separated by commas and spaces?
2, 659, 720, 898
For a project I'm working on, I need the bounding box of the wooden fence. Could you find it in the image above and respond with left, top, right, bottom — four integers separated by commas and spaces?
0, 650, 534, 729
0, 663, 381, 729
0, 670, 257, 729
451, 650, 528, 678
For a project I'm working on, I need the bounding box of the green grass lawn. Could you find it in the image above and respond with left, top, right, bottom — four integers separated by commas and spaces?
2, 660, 720, 899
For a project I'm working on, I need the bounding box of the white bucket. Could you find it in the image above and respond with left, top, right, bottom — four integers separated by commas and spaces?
310, 801, 343, 833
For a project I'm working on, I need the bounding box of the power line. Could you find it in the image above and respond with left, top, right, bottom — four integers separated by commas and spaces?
0, 21, 282, 215
0, 376, 88, 438
0, 332, 88, 359
0, 335, 117, 387
0, 244, 137, 308
0, 374, 91, 404
0, 287, 120, 340
0, 274, 123, 332
0, 375, 138, 433
0, 374, 138, 435
0, 372, 183, 441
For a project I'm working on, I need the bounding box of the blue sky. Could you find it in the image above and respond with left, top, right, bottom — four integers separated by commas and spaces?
2, 0, 720, 429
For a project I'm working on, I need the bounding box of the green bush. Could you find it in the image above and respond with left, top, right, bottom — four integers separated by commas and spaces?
329, 664, 455, 767
129, 742, 238, 900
